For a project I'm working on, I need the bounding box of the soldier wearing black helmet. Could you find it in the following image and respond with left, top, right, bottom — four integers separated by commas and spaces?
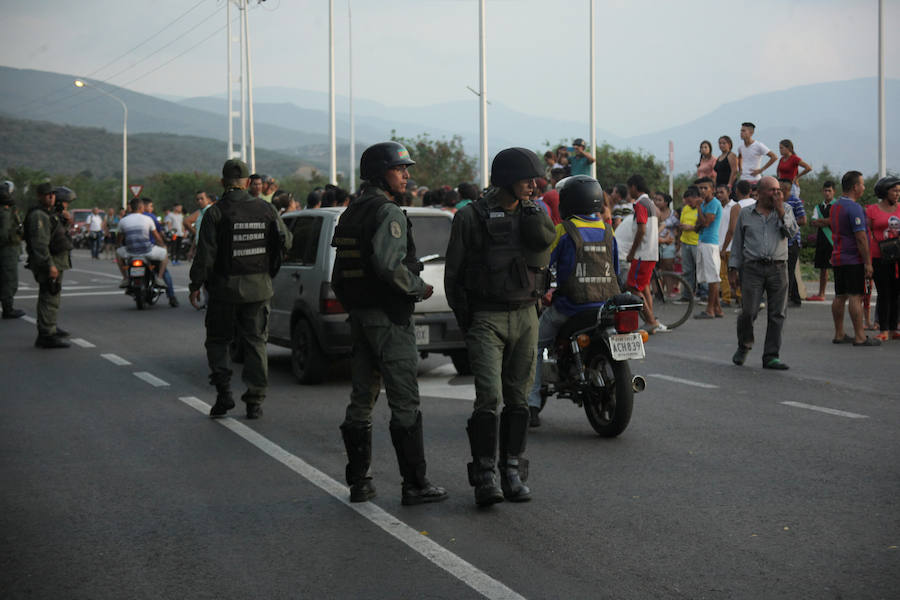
23, 183, 73, 347
0, 181, 26, 319
445, 147, 556, 506
526, 176, 620, 426
331, 141, 448, 506
189, 159, 292, 419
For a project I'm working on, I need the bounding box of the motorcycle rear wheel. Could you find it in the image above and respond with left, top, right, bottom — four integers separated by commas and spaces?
584, 352, 633, 437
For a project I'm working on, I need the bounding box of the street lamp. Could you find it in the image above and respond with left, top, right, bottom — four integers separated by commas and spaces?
74, 79, 128, 210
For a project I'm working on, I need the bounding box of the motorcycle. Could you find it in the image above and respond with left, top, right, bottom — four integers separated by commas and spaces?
125, 256, 163, 309
538, 293, 648, 437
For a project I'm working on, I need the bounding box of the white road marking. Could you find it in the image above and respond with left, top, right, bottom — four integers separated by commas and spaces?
178, 396, 525, 600
70, 338, 96, 348
647, 373, 719, 389
101, 353, 131, 366
134, 372, 170, 387
22, 316, 36, 324
418, 378, 475, 401
781, 401, 868, 419
420, 362, 458, 377
16, 287, 189, 300
69, 268, 124, 279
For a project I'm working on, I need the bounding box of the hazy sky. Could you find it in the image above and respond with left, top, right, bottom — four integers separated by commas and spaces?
4, 0, 898, 136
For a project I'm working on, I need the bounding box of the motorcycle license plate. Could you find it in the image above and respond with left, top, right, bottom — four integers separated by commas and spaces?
415, 324, 429, 345
609, 333, 645, 360
129, 267, 145, 277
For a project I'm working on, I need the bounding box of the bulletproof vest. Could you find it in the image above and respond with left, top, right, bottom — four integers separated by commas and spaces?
24, 206, 70, 256
463, 194, 543, 309
331, 190, 420, 324
215, 192, 278, 277
557, 219, 620, 304
0, 206, 20, 247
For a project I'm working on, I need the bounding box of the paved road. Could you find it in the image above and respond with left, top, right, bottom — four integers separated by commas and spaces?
2, 251, 898, 599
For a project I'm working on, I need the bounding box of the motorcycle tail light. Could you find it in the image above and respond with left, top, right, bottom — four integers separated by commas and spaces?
576, 334, 591, 348
614, 310, 639, 333
131, 259, 145, 267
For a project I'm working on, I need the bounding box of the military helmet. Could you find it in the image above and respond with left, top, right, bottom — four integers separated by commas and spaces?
0, 185, 10, 205
2, 180, 14, 195
360, 142, 415, 181
873, 175, 900, 199
558, 175, 604, 219
53, 186, 77, 203
490, 147, 543, 188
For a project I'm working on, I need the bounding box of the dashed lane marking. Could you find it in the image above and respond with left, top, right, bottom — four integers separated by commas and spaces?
70, 338, 96, 348
647, 373, 719, 389
781, 401, 868, 419
101, 353, 131, 366
69, 268, 124, 279
21, 316, 36, 324
178, 396, 526, 600
16, 287, 189, 300
134, 372, 170, 387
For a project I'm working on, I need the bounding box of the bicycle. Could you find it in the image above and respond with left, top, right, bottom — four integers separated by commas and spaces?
646, 268, 694, 329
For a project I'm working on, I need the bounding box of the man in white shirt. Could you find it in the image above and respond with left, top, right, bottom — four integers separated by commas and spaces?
720, 180, 757, 307
116, 197, 169, 289
163, 203, 186, 263
85, 207, 105, 259
736, 122, 778, 183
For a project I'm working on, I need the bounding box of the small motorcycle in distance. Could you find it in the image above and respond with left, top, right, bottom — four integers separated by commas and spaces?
538, 293, 647, 437
125, 256, 163, 310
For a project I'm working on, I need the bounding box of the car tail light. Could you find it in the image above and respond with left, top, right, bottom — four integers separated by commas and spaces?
320, 282, 346, 314
614, 310, 639, 333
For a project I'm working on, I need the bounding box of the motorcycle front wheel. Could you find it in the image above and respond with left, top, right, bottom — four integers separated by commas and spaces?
584, 352, 634, 437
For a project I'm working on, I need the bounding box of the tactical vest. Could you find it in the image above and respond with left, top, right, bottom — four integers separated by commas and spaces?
215, 193, 278, 277
24, 207, 70, 257
464, 195, 544, 310
557, 219, 620, 304
331, 191, 420, 324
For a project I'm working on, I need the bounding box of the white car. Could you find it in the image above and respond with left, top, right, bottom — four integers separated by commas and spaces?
268, 207, 469, 384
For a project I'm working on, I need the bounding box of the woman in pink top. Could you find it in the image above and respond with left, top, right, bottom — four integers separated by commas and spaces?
696, 140, 716, 179
866, 176, 900, 341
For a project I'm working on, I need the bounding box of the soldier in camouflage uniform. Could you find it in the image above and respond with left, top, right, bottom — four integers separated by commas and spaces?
24, 183, 72, 348
331, 142, 448, 506
445, 148, 556, 506
0, 182, 25, 319
189, 159, 291, 420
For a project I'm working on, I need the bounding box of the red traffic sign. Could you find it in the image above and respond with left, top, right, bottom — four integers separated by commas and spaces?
129, 185, 143, 198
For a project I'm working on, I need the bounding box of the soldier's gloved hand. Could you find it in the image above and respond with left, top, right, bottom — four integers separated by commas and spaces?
422, 284, 434, 300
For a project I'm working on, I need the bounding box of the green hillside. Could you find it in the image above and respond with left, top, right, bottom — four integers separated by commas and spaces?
0, 115, 308, 179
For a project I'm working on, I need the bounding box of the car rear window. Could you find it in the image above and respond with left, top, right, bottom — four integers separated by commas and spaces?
285, 216, 323, 265
409, 215, 451, 258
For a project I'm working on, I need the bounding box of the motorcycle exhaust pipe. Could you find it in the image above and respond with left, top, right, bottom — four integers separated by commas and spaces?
631, 375, 646, 393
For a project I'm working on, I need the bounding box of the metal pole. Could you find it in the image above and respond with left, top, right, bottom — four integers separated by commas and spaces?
244, 0, 256, 173
878, 0, 886, 177
478, 0, 488, 189
348, 0, 355, 192
589, 0, 596, 179
227, 1, 233, 160
122, 105, 128, 211
239, 0, 247, 163
328, 0, 337, 185
668, 140, 674, 198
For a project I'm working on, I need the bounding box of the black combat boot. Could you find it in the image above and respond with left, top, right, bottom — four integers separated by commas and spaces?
34, 335, 69, 348
340, 422, 376, 502
499, 406, 531, 502
209, 384, 235, 417
466, 412, 504, 507
2, 305, 25, 319
389, 412, 448, 506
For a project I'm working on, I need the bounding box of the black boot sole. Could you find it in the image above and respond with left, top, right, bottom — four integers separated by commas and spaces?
402, 490, 449, 506
475, 489, 504, 507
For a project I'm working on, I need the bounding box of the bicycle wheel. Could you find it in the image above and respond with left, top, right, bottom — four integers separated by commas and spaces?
650, 271, 693, 329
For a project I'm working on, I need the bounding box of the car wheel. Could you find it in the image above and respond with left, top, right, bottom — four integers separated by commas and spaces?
291, 318, 325, 384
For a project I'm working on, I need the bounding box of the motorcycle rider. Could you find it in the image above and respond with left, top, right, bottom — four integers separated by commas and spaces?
445, 147, 556, 506
116, 197, 170, 292
141, 198, 179, 307
525, 176, 621, 427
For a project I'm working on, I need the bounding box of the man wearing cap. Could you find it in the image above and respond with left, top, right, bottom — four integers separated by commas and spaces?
0, 182, 25, 319
569, 138, 595, 177
446, 147, 556, 506
23, 183, 72, 348
330, 141, 447, 507
189, 159, 291, 419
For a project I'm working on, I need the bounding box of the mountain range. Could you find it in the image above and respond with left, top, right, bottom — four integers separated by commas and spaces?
1, 65, 897, 178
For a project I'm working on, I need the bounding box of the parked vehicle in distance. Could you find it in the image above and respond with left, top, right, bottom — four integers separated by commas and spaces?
268, 207, 469, 384
69, 208, 96, 248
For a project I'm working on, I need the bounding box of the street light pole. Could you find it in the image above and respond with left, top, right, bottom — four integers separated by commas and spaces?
328, 0, 337, 185
348, 0, 355, 192
74, 79, 128, 210
589, 0, 596, 179
478, 0, 488, 189
878, 0, 886, 178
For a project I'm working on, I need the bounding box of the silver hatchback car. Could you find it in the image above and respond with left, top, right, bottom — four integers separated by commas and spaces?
268, 207, 469, 384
